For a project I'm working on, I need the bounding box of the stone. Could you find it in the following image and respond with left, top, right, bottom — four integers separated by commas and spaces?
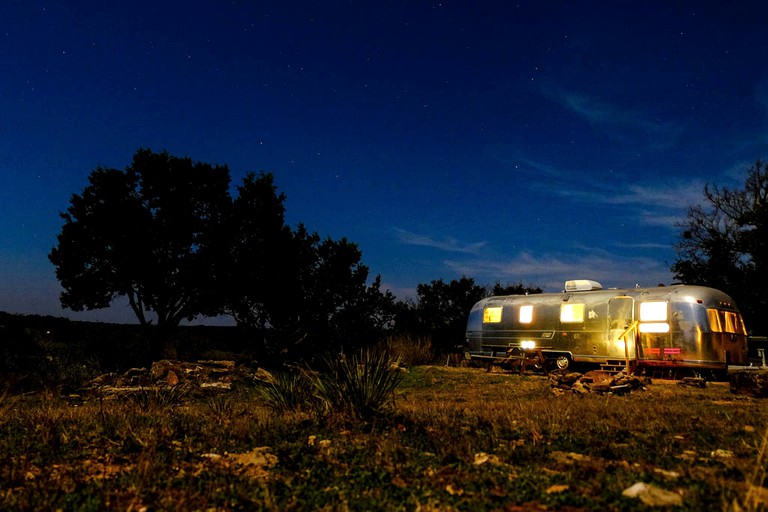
622, 482, 683, 507
730, 370, 768, 397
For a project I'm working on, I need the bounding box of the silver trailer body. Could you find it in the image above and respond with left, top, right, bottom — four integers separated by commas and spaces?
466, 281, 748, 372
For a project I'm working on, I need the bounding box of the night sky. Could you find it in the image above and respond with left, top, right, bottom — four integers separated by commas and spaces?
2, 1, 768, 323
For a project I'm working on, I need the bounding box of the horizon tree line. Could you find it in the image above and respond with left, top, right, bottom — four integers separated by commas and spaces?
48, 149, 768, 364
49, 149, 539, 363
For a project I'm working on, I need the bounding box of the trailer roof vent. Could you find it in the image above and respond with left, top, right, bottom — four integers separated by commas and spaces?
565, 280, 603, 292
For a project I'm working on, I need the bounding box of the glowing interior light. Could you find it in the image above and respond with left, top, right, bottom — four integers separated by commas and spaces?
519, 305, 533, 324
639, 322, 670, 333
640, 301, 667, 322
483, 306, 503, 323
520, 340, 536, 349
560, 303, 584, 323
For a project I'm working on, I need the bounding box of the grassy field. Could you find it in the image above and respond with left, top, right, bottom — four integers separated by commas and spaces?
2, 365, 767, 511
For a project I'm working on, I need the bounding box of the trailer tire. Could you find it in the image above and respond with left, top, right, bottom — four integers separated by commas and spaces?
555, 355, 570, 370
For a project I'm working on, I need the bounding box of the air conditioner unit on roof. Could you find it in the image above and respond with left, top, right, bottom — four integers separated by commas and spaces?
565, 280, 603, 292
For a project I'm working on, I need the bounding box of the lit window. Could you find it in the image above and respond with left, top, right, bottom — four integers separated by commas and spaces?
519, 305, 533, 324
724, 312, 736, 333
708, 309, 722, 333
734, 314, 747, 335
639, 323, 670, 333
640, 302, 667, 322
560, 303, 584, 323
721, 311, 747, 334
483, 307, 503, 323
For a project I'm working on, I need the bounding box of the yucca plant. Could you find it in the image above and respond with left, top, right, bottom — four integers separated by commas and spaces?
129, 384, 190, 411
313, 348, 404, 421
254, 370, 313, 411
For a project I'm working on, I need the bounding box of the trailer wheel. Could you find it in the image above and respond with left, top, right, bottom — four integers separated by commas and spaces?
555, 355, 570, 370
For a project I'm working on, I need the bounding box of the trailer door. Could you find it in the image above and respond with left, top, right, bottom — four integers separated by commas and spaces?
608, 297, 636, 359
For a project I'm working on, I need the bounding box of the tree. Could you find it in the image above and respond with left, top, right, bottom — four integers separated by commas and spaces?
672, 160, 768, 334
490, 281, 542, 296
259, 225, 397, 360
412, 277, 488, 354
223, 172, 293, 331
49, 149, 232, 357
51, 149, 396, 362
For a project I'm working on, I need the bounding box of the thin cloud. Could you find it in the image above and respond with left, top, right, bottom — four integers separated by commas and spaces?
444, 250, 673, 292
517, 157, 704, 229
540, 87, 682, 149
516, 158, 705, 209
394, 228, 487, 254
602, 182, 705, 208
613, 241, 673, 250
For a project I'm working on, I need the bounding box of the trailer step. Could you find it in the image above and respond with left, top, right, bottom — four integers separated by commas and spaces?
599, 363, 632, 374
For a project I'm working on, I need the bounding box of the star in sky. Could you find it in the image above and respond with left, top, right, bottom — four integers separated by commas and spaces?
1, 1, 767, 323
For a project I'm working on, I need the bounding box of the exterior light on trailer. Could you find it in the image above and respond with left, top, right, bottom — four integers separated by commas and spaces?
520, 340, 536, 349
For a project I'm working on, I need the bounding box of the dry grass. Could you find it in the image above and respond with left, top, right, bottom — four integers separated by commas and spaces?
1, 366, 768, 510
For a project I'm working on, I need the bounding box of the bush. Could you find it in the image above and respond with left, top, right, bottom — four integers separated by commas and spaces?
382, 335, 434, 366
254, 369, 314, 412
313, 348, 405, 421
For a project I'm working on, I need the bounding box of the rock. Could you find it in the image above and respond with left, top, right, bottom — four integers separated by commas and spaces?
730, 369, 768, 397
548, 370, 648, 395
150, 360, 182, 380
473, 452, 502, 465
85, 359, 258, 398
622, 482, 683, 507
252, 367, 275, 384
710, 449, 734, 459
572, 380, 590, 394
678, 377, 706, 388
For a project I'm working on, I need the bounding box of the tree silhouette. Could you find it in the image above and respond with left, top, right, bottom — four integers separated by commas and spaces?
413, 277, 487, 354
51, 149, 402, 361
50, 149, 232, 357
222, 172, 292, 330
672, 160, 768, 334
257, 225, 396, 361
490, 281, 542, 296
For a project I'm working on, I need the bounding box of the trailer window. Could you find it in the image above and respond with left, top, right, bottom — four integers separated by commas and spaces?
640, 301, 667, 322
560, 303, 584, 323
639, 322, 670, 333
707, 309, 722, 332
731, 313, 747, 335
709, 310, 747, 334
519, 305, 533, 324
483, 307, 503, 323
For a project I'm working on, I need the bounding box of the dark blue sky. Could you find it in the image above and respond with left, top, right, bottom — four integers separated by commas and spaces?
2, 1, 768, 323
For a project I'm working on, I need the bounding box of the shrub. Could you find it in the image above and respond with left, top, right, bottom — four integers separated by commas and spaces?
254, 369, 314, 411
382, 334, 434, 366
313, 348, 404, 421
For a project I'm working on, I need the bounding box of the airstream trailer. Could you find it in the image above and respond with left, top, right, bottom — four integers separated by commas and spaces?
466, 280, 748, 375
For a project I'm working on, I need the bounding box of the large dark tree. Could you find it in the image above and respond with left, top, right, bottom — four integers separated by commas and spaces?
255, 225, 397, 360
49, 149, 231, 356
672, 160, 768, 334
223, 172, 292, 331
51, 149, 396, 362
412, 277, 487, 354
